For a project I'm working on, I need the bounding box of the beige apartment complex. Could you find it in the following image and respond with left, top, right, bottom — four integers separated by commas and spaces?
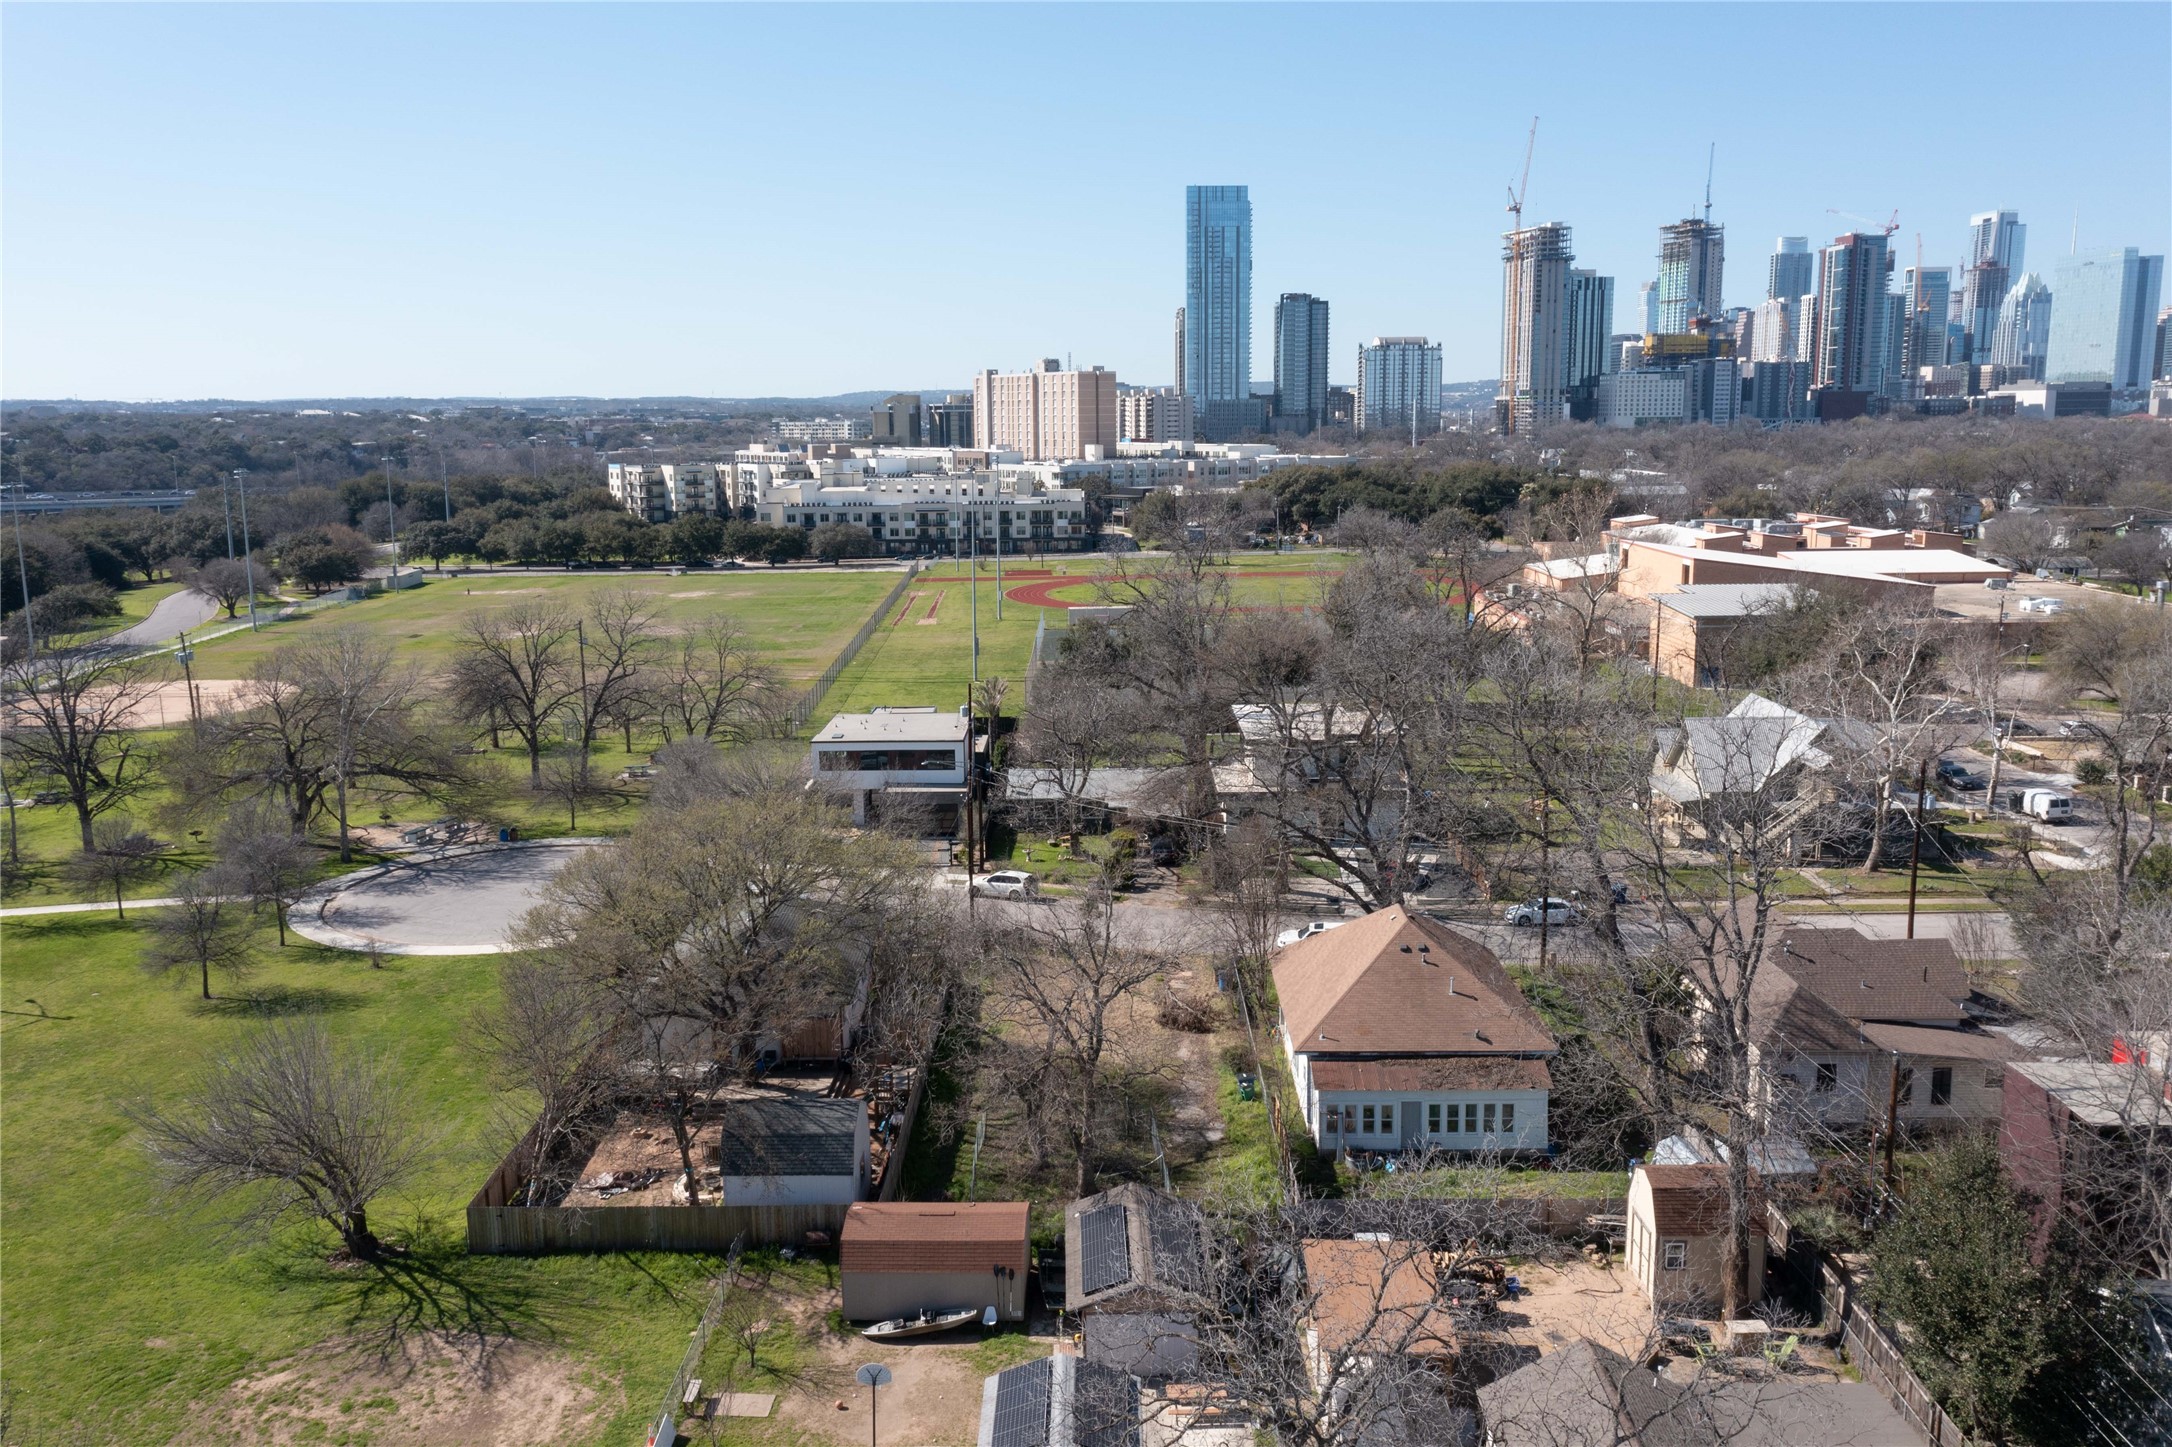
972, 359, 1118, 461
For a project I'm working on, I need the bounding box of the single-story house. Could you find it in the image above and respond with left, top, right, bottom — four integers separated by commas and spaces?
1301, 1238, 1456, 1398
1477, 1338, 1916, 1445
1066, 1183, 1206, 1316
977, 1354, 1141, 1447
1274, 906, 1557, 1157
839, 1200, 1030, 1323
2001, 1060, 2172, 1265
1721, 926, 2025, 1133
1623, 1163, 1765, 1314
716, 1096, 868, 1207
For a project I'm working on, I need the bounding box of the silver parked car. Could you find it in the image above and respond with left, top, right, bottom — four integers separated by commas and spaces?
1504, 897, 1579, 928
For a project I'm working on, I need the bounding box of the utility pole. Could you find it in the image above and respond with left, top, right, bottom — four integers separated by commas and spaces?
969, 495, 980, 686
575, 619, 592, 783
1882, 1050, 1901, 1197
438, 444, 452, 522
176, 633, 201, 732
234, 471, 260, 631
9, 480, 35, 658
1905, 758, 1927, 940
382, 457, 400, 586
1537, 794, 1553, 972
221, 470, 237, 559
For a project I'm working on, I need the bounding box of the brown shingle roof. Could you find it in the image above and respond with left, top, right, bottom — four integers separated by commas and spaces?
1772, 927, 1969, 1025
840, 1201, 1028, 1274
1301, 1239, 1456, 1359
1308, 1057, 1553, 1093
1857, 1022, 2030, 1062
1638, 1164, 1750, 1237
1273, 906, 1556, 1058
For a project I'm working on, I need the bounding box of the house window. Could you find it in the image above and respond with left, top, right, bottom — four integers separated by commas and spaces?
1323, 1108, 1339, 1135
1814, 1061, 1838, 1094
1500, 1104, 1515, 1135
1428, 1103, 1443, 1135
1483, 1103, 1498, 1135
1379, 1104, 1394, 1136
1897, 1067, 1915, 1105
1663, 1240, 1688, 1271
1930, 1067, 1953, 1106
1361, 1105, 1376, 1135
1341, 1105, 1357, 1135
1464, 1104, 1478, 1134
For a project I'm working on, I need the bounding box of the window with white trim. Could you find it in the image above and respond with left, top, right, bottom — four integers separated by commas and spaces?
1500, 1103, 1515, 1134
1663, 1240, 1687, 1271
1428, 1103, 1443, 1135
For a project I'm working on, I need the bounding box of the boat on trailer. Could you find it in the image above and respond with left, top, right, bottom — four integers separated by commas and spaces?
860, 1306, 982, 1341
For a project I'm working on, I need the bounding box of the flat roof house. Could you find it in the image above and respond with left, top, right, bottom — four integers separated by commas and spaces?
809, 707, 970, 828
839, 1200, 1030, 1322
1274, 906, 1557, 1158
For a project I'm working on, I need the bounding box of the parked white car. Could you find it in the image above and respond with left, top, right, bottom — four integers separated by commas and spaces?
974, 870, 1040, 900
1274, 919, 1347, 950
1504, 897, 1579, 928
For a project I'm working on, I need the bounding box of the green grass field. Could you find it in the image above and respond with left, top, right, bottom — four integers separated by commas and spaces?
179, 569, 901, 682
0, 913, 727, 1446
817, 553, 1346, 719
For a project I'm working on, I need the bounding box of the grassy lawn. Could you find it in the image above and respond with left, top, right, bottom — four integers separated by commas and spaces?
1335, 1162, 1630, 1200
0, 912, 729, 1445
108, 579, 186, 631
178, 570, 898, 683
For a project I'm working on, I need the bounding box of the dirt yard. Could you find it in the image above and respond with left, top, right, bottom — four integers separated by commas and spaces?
175, 1334, 607, 1447
1486, 1258, 1655, 1360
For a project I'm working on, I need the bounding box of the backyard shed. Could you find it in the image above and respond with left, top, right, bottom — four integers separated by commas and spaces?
717, 1096, 869, 1207
840, 1200, 1031, 1323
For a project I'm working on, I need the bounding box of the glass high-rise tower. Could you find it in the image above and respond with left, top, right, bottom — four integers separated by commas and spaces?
1272, 293, 1330, 435
1767, 237, 1813, 304
2044, 248, 2165, 388
1185, 185, 1253, 438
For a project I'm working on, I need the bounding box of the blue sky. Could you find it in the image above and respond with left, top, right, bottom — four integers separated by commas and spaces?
4, 2, 2167, 400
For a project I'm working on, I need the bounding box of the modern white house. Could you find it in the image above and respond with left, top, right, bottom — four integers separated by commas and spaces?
1274, 906, 1557, 1157
808, 708, 970, 827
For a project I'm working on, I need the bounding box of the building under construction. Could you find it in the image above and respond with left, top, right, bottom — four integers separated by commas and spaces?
1496, 222, 1575, 437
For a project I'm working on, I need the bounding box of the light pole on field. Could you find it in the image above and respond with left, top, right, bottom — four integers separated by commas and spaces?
233, 471, 260, 631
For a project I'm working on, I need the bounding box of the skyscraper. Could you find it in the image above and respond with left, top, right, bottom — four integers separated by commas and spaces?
1173, 308, 1186, 394
1639, 280, 1659, 336
1812, 231, 1895, 418
2044, 247, 2166, 388
1990, 274, 2054, 381
2156, 305, 2172, 382
1185, 185, 1252, 438
1656, 219, 1725, 332
1356, 338, 1443, 437
1959, 209, 2026, 362
1564, 270, 1615, 421
1767, 237, 1813, 304
1902, 266, 1953, 379
1497, 222, 1575, 436
1748, 296, 1798, 363
1271, 293, 1330, 435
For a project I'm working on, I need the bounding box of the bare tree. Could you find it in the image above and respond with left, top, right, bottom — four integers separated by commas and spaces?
130, 1018, 424, 1259
572, 587, 661, 774
1, 642, 160, 849
535, 753, 607, 831
295, 628, 472, 860
180, 557, 260, 619
473, 951, 617, 1206
60, 816, 166, 918
1013, 670, 1139, 853
973, 884, 1172, 1196
1977, 510, 2060, 573
215, 801, 316, 946
447, 600, 581, 783
141, 867, 255, 1000
657, 615, 778, 744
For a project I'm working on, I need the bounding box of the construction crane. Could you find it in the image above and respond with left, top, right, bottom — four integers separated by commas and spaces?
1702, 142, 1716, 223
1827, 206, 1901, 237
1506, 116, 1538, 227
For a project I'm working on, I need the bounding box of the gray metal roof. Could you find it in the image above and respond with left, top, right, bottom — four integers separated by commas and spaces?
1651, 583, 1807, 618
715, 1096, 862, 1177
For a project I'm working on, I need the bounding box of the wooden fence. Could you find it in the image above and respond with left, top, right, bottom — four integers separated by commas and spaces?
1768, 1203, 1968, 1447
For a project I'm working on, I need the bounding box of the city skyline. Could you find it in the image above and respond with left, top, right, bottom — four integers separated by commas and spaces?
4, 2, 2168, 399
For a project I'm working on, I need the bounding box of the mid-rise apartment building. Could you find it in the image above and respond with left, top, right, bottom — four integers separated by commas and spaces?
771, 416, 872, 443
1118, 386, 1196, 444
926, 394, 974, 448
753, 465, 1090, 557
972, 360, 1118, 462
605, 462, 722, 522
1272, 293, 1331, 435
869, 394, 922, 445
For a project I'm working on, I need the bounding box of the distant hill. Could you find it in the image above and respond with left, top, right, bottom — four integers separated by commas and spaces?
2, 390, 963, 416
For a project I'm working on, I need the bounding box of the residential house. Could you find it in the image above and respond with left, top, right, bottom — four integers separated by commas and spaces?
1274, 906, 1558, 1157
716, 1096, 868, 1207
1300, 1238, 1457, 1394
1725, 927, 2024, 1134
977, 1355, 1141, 1447
840, 1201, 1030, 1322
1218, 699, 1405, 826
1649, 694, 1874, 860
809, 707, 969, 829
1646, 583, 1808, 688
1477, 1338, 1915, 1445
1623, 1163, 1766, 1313
2001, 1060, 2172, 1269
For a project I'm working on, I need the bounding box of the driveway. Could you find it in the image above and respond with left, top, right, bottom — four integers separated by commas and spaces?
106, 588, 220, 646
288, 839, 607, 955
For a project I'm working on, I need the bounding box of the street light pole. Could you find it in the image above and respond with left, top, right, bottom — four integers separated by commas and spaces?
382, 456, 400, 585
221, 469, 237, 559
233, 470, 260, 631
9, 480, 36, 658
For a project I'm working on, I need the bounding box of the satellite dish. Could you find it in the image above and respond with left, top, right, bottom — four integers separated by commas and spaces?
856, 1363, 894, 1389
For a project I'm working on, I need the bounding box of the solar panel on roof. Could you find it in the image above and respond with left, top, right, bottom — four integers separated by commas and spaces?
1078, 1205, 1132, 1296
1145, 1206, 1200, 1289
990, 1356, 1053, 1447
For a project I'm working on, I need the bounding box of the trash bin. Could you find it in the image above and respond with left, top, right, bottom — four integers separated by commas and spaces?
498, 827, 512, 842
